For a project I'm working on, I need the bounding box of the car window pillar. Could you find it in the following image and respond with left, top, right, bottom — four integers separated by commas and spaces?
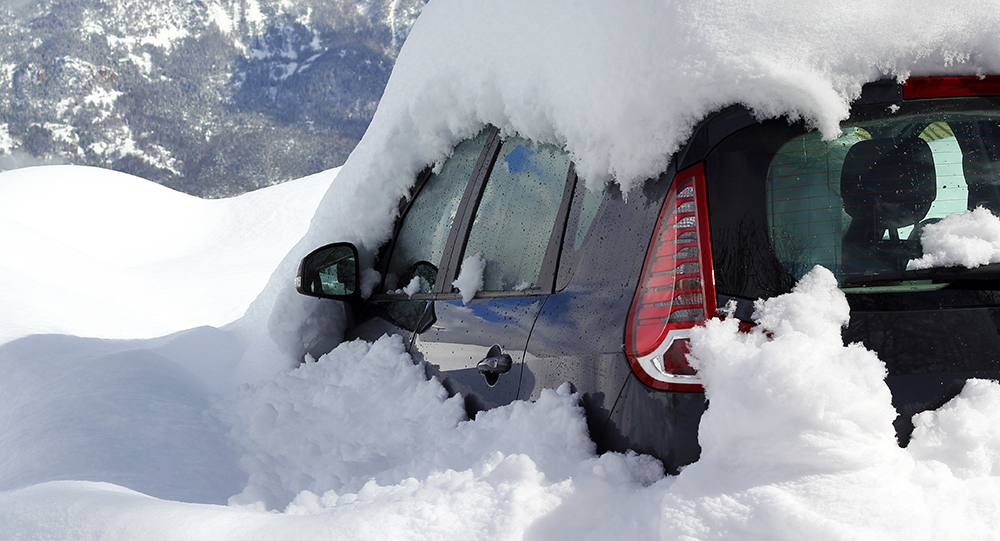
435, 127, 503, 292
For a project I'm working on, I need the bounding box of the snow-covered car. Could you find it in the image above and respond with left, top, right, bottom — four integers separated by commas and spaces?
297, 76, 1000, 472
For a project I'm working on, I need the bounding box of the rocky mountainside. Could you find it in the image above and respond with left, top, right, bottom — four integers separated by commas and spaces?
0, 0, 425, 196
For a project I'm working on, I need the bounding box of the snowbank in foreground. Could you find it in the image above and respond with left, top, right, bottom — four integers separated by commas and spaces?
908, 207, 1000, 270
217, 336, 660, 512
665, 267, 1000, 538
7, 0, 1000, 536
0, 331, 248, 504
6, 267, 1000, 539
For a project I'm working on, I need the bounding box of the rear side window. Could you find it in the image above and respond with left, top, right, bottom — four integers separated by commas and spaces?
462, 137, 571, 292
766, 111, 1000, 284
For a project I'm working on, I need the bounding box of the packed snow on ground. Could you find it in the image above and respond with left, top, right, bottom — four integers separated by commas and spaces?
7, 0, 1000, 539
908, 207, 1000, 270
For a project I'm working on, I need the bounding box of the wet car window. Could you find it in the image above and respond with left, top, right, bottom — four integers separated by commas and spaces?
462, 137, 571, 292
765, 112, 1000, 285
383, 129, 491, 292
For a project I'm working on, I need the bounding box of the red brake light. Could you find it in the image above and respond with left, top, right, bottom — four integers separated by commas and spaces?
625, 163, 715, 392
902, 76, 1000, 99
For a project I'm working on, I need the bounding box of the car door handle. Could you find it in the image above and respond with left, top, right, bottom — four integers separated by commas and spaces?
477, 344, 513, 375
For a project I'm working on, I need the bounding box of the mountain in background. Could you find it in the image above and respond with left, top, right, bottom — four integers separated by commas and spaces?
0, 0, 426, 197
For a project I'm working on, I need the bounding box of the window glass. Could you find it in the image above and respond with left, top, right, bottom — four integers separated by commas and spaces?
384, 129, 491, 292
571, 183, 605, 251
766, 111, 1000, 285
463, 137, 571, 292
555, 178, 608, 291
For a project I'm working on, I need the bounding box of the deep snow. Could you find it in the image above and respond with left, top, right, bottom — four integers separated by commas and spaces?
7, 0, 1000, 539
4, 186, 1000, 538
0, 164, 332, 345
0, 164, 333, 505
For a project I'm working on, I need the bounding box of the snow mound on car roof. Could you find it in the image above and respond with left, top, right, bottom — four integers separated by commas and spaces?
254, 0, 1000, 369
377, 0, 1000, 196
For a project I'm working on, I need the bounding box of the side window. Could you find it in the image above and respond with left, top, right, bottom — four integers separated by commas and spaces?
461, 137, 572, 292
383, 129, 492, 293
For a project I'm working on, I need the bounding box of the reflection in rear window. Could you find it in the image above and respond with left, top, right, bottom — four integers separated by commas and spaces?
766, 112, 1000, 284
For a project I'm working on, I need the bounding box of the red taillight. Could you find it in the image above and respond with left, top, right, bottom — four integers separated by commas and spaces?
625, 163, 715, 392
902, 76, 1000, 99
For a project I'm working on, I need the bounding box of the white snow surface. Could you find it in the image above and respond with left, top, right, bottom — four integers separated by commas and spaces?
8, 1, 1000, 539
907, 207, 1000, 270
0, 164, 332, 346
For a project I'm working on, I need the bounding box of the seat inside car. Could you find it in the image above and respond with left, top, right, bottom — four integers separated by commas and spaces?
840, 137, 937, 276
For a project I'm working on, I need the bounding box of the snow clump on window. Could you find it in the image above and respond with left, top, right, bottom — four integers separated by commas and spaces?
452, 252, 485, 305
908, 207, 1000, 270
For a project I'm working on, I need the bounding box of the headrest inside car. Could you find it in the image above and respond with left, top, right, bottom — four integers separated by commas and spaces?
840, 137, 937, 229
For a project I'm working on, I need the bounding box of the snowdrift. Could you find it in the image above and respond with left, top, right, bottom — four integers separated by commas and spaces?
0, 164, 332, 344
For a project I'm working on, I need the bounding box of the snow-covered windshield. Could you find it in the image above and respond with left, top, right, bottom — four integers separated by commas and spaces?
766, 107, 1000, 285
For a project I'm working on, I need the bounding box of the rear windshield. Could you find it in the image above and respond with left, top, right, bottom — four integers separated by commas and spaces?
766, 110, 1000, 285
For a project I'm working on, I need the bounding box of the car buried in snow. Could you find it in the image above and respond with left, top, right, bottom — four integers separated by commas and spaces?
296, 76, 1000, 473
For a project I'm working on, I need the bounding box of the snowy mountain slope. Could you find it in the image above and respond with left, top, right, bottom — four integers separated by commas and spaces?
0, 0, 425, 196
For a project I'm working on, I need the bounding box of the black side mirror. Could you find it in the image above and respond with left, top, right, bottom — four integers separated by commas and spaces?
296, 242, 360, 299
